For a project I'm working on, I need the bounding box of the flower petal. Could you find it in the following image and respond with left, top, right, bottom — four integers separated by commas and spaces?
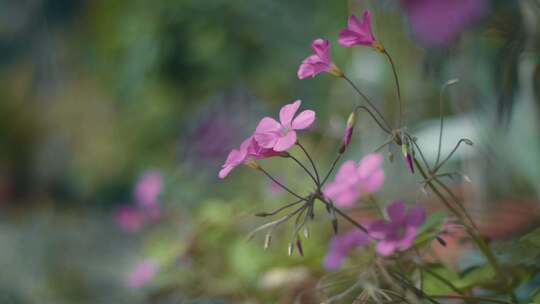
357, 153, 384, 179
297, 61, 315, 79
396, 226, 417, 251
255, 117, 281, 134
368, 219, 388, 239
292, 110, 315, 130
347, 14, 363, 33
387, 201, 407, 222
376, 240, 396, 256
218, 165, 234, 179
311, 38, 331, 63
279, 100, 301, 126
335, 160, 358, 182
406, 207, 426, 227
360, 169, 384, 194
338, 29, 362, 47
253, 132, 279, 149
273, 131, 297, 152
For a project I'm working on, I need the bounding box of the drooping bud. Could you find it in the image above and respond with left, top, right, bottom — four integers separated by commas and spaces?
401, 142, 414, 173
463, 138, 473, 146
339, 111, 357, 153
296, 239, 304, 257
303, 227, 310, 239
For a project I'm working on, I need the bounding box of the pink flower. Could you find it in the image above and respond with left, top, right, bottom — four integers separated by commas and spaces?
218, 136, 281, 179
323, 153, 385, 207
128, 259, 159, 288
253, 100, 315, 152
115, 206, 145, 232
135, 171, 162, 209
368, 201, 426, 256
297, 39, 341, 80
401, 0, 488, 47
324, 229, 370, 270
338, 11, 377, 48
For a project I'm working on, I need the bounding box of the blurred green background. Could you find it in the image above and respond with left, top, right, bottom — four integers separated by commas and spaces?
1, 0, 539, 303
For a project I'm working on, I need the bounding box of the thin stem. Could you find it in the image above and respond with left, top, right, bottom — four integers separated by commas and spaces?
256, 198, 304, 217
432, 139, 470, 173
288, 154, 319, 187
317, 196, 368, 233
343, 75, 392, 130
412, 157, 518, 303
436, 79, 459, 168
259, 167, 306, 201
321, 153, 342, 186
296, 142, 321, 185
432, 295, 511, 304
433, 177, 478, 230
383, 50, 403, 128
355, 105, 392, 134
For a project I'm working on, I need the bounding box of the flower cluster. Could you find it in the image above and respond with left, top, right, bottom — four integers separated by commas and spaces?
219, 100, 315, 178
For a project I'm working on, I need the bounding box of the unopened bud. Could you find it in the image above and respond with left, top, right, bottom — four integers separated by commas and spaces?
463, 138, 473, 146
339, 111, 357, 154
287, 243, 294, 256
303, 227, 310, 239
264, 233, 272, 250
463, 175, 472, 183
296, 239, 304, 257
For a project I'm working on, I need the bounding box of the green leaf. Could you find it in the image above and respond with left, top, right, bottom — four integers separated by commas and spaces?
414, 211, 446, 247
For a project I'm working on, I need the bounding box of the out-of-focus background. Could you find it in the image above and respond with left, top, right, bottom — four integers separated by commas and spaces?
1, 0, 539, 303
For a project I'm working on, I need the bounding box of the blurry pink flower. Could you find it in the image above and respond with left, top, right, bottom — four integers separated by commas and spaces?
323, 153, 385, 207
135, 171, 162, 209
368, 201, 426, 256
401, 0, 488, 47
338, 11, 377, 48
298, 39, 341, 79
128, 259, 159, 288
115, 206, 145, 232
324, 229, 370, 270
219, 136, 281, 179
254, 100, 315, 152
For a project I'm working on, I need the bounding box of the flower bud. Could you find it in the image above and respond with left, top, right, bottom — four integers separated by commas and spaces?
296, 239, 304, 257
401, 143, 414, 173
287, 242, 294, 256
264, 233, 272, 250
339, 111, 356, 153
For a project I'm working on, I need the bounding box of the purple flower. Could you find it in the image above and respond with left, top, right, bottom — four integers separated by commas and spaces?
254, 100, 316, 152
218, 135, 282, 179
298, 39, 342, 79
368, 201, 426, 256
135, 171, 162, 209
324, 229, 370, 270
401, 0, 488, 47
115, 206, 145, 233
128, 259, 159, 288
338, 11, 377, 48
323, 154, 385, 207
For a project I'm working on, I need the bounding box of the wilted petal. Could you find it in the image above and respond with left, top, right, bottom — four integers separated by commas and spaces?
279, 100, 302, 126
273, 131, 297, 152
292, 110, 315, 130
